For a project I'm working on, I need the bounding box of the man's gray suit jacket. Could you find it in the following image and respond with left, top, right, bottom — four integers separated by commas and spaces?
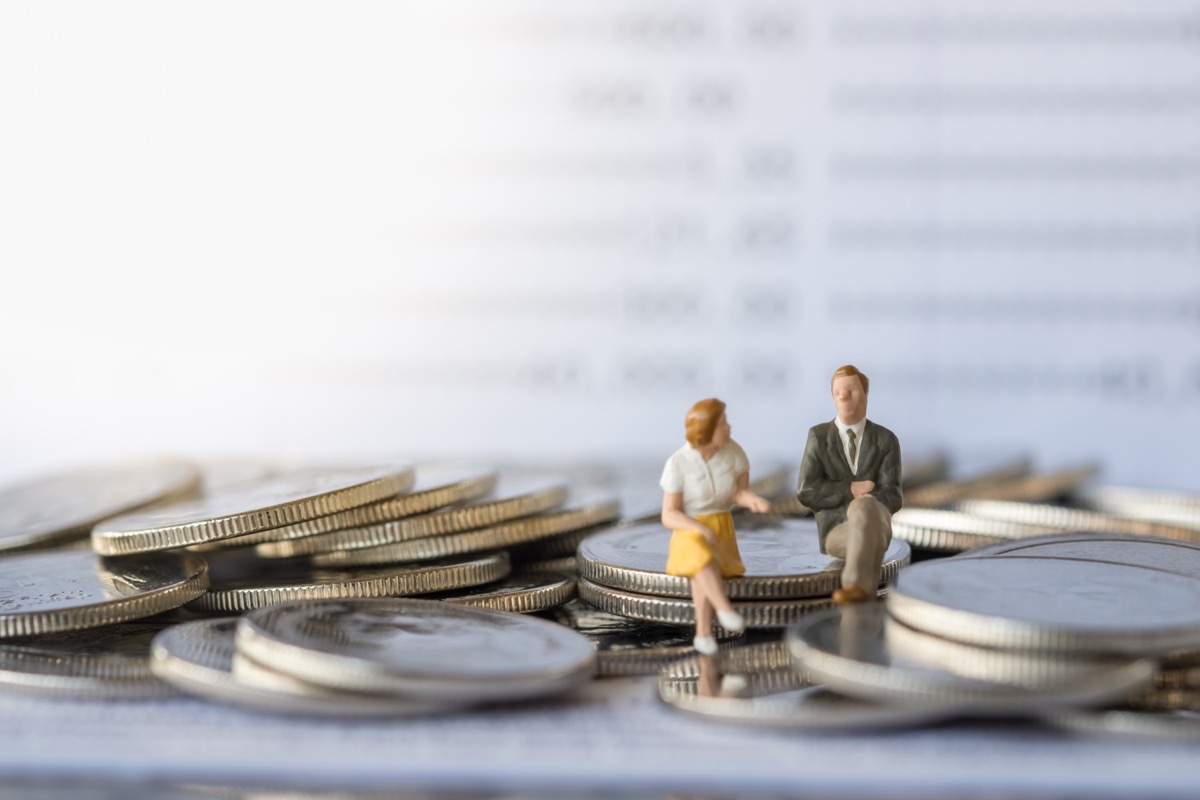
797, 419, 903, 553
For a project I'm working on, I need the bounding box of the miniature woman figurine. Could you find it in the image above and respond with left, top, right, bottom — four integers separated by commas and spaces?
660, 398, 773, 655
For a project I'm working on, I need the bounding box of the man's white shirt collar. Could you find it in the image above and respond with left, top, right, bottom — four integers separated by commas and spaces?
834, 417, 866, 471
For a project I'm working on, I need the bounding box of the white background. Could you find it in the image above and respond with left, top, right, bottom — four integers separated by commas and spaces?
2, 0, 1198, 489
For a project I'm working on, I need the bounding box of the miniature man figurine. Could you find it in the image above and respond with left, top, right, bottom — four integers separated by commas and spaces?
661, 398, 773, 655
798, 365, 902, 604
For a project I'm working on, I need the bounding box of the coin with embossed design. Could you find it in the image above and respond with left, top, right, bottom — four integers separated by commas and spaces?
236, 598, 595, 702
151, 618, 458, 716
0, 549, 208, 637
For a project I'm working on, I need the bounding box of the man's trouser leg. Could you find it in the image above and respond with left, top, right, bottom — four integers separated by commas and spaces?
824, 496, 893, 591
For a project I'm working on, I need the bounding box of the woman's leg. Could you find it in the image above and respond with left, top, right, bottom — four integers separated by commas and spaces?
690, 574, 713, 641
693, 563, 734, 616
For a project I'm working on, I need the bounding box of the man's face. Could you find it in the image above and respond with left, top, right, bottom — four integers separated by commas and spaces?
832, 374, 868, 425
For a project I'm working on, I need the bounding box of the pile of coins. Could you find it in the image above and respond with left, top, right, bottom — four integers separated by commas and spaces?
674, 532, 1200, 738
650, 459, 1200, 739
0, 461, 628, 711
576, 517, 911, 628
3, 452, 1200, 739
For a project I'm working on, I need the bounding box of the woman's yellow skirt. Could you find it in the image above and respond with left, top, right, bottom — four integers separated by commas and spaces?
665, 511, 745, 578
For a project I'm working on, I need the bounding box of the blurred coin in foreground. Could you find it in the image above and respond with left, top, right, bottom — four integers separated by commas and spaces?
151, 618, 456, 717
92, 466, 415, 555
189, 553, 512, 613
0, 622, 175, 699
1047, 709, 1200, 741
236, 598, 595, 703
787, 605, 1154, 713
0, 549, 208, 638
578, 518, 910, 600
0, 460, 201, 553
658, 641, 941, 731
889, 557, 1200, 656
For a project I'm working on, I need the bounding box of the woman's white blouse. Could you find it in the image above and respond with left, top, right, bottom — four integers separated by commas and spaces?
659, 440, 750, 516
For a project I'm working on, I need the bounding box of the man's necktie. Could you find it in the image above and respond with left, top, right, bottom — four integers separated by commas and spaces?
847, 429, 858, 469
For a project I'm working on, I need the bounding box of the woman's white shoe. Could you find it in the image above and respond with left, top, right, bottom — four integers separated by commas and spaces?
693, 636, 718, 655
716, 609, 745, 633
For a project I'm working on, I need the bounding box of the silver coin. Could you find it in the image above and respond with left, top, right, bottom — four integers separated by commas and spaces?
0, 460, 201, 553
658, 642, 943, 731
578, 518, 910, 599
957, 464, 1099, 504
236, 598, 595, 702
747, 461, 792, 502
1077, 490, 1200, 532
309, 489, 620, 567
902, 451, 951, 488
902, 454, 1031, 509
890, 508, 1057, 553
544, 599, 740, 676
787, 605, 1155, 713
1086, 485, 1200, 512
578, 578, 844, 629
507, 521, 612, 563
1156, 666, 1200, 690
963, 533, 1200, 577
0, 622, 175, 699
1046, 709, 1200, 741
253, 474, 569, 558
0, 549, 209, 637
188, 553, 512, 613
521, 556, 578, 574
220, 464, 500, 548
151, 618, 456, 717
954, 499, 1200, 543
434, 572, 576, 614
882, 612, 1142, 686
1128, 687, 1200, 712
889, 557, 1200, 655
92, 466, 416, 555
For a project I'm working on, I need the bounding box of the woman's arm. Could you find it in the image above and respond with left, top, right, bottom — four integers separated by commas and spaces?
733, 472, 773, 514
661, 491, 717, 543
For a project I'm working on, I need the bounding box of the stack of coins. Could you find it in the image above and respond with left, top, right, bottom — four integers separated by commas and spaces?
93, 464, 622, 619
576, 515, 912, 631
151, 598, 596, 715
771, 533, 1200, 734
0, 460, 622, 711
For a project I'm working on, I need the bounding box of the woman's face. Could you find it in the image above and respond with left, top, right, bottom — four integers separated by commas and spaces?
710, 413, 731, 447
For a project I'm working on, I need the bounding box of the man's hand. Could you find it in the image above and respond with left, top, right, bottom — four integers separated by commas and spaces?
850, 480, 876, 498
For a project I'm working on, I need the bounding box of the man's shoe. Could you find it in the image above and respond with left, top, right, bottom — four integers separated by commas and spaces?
832, 585, 869, 605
